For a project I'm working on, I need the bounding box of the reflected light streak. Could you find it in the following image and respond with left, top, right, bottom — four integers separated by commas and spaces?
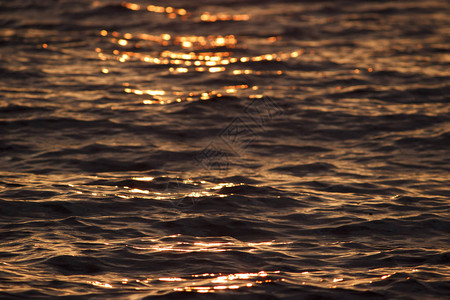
88, 281, 113, 288
129, 188, 150, 194
84, 260, 424, 294
97, 27, 299, 105
173, 271, 280, 293
159, 277, 184, 282
121, 1, 250, 23
282, 268, 423, 290
200, 12, 250, 22
127, 239, 291, 254
132, 177, 155, 181
122, 2, 188, 18
120, 82, 280, 105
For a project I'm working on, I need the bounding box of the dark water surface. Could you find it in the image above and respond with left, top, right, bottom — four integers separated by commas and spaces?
1, 0, 449, 299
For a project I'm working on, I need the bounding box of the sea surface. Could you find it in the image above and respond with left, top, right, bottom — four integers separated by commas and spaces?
0, 0, 449, 299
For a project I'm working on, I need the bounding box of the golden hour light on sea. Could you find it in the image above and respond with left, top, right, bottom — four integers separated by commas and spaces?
97, 29, 300, 104
122, 84, 263, 105
131, 176, 155, 181
199, 12, 250, 22
210, 182, 242, 189
102, 30, 238, 50
120, 1, 250, 22
159, 277, 184, 282
121, 1, 188, 18
127, 239, 291, 255
169, 271, 282, 293
83, 268, 419, 294
281, 268, 424, 290
88, 281, 113, 288
118, 39, 128, 46
120, 81, 274, 105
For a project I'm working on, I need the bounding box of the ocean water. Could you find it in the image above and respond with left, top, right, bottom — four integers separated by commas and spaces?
0, 0, 449, 299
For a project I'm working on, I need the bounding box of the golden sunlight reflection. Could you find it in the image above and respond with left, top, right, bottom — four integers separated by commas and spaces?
127, 237, 292, 254
119, 80, 277, 105
283, 267, 424, 289
171, 271, 281, 293
121, 1, 249, 22
118, 178, 256, 202
128, 173, 328, 206
88, 280, 113, 288
85, 267, 426, 294
97, 22, 301, 105
159, 277, 184, 282
200, 12, 250, 22
131, 176, 155, 181
96, 270, 285, 294
122, 2, 188, 19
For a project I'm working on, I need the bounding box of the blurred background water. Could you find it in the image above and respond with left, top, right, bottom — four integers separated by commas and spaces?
0, 0, 449, 299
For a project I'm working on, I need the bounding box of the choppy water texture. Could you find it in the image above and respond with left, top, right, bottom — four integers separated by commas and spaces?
1, 0, 449, 299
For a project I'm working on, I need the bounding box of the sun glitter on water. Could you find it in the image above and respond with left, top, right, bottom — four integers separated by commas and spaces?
95, 3, 302, 105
